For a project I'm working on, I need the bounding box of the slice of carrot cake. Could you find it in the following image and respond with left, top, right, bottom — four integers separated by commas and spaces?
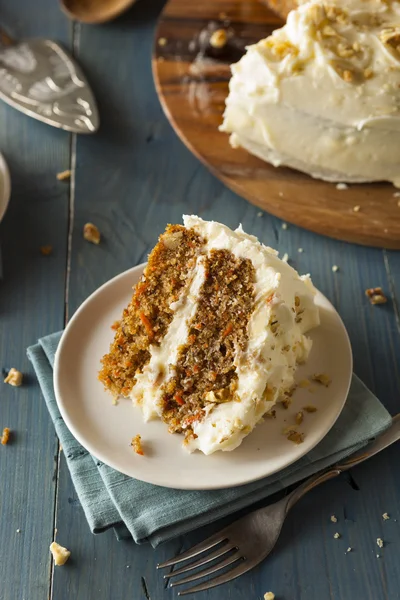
99, 216, 320, 455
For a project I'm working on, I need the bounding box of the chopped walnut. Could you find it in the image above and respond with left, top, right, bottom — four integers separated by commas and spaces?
312, 373, 331, 387
353, 205, 361, 213
264, 594, 275, 600
1, 427, 11, 445
334, 532, 341, 539
83, 223, 101, 245
4, 368, 23, 387
331, 515, 338, 523
40, 245, 53, 256
131, 434, 144, 455
50, 541, 71, 566
382, 513, 390, 520
365, 287, 387, 305
295, 411, 304, 425
56, 170, 71, 181
210, 29, 228, 49
377, 538, 384, 548
265, 409, 276, 419
303, 405, 317, 413
287, 431, 304, 444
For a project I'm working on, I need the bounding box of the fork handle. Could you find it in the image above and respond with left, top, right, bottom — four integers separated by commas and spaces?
286, 468, 342, 512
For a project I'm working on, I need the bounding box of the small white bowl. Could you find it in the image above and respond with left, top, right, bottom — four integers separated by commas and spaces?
0, 153, 11, 223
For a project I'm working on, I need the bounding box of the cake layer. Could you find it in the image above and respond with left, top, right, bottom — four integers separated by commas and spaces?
221, 0, 400, 186
100, 216, 320, 455
98, 224, 204, 397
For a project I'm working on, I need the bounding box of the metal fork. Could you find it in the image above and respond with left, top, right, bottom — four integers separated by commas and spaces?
157, 415, 400, 595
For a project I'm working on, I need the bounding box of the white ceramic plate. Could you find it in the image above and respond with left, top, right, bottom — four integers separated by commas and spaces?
0, 153, 11, 223
54, 264, 353, 490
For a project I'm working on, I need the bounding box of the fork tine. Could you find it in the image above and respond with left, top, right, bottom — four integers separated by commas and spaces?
177, 560, 252, 596
169, 550, 243, 588
157, 531, 227, 569
164, 543, 236, 580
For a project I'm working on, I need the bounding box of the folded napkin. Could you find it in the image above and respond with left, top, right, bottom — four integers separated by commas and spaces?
28, 332, 391, 548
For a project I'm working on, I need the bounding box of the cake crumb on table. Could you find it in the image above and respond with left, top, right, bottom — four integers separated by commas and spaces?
331, 515, 338, 523
281, 222, 288, 230
257, 211, 263, 218
4, 368, 23, 387
40, 245, 53, 256
336, 183, 348, 190
83, 223, 101, 245
334, 532, 341, 539
50, 542, 70, 566
353, 205, 361, 212
131, 435, 144, 455
264, 593, 275, 600
312, 373, 331, 387
346, 547, 352, 553
377, 538, 384, 548
56, 169, 71, 181
1, 428, 11, 445
365, 287, 387, 305
332, 265, 339, 272
298, 247, 304, 253
382, 513, 390, 520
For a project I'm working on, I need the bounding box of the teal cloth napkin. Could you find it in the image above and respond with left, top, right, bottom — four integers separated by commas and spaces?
28, 332, 391, 548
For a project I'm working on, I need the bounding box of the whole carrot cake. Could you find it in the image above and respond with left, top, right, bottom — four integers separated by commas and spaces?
99, 216, 319, 454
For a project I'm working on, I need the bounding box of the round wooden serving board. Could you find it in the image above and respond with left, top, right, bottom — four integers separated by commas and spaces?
152, 0, 400, 249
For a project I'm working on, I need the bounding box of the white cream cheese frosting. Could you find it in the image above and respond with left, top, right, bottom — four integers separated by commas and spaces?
131, 216, 320, 455
220, 0, 400, 186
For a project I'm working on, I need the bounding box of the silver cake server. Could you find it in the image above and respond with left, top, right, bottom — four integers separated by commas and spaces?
0, 28, 99, 133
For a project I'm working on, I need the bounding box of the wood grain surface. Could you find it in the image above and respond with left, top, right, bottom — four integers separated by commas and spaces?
1, 0, 400, 599
153, 0, 400, 249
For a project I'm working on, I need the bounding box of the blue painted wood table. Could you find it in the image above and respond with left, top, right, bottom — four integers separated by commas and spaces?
1, 1, 400, 599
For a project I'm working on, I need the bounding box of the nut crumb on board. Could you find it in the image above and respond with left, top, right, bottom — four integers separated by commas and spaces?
264, 594, 275, 600
365, 287, 387, 305
353, 205, 361, 212
281, 222, 288, 230
131, 434, 144, 455
50, 541, 71, 566
383, 513, 390, 520
40, 245, 53, 256
83, 223, 101, 245
312, 373, 331, 387
1, 427, 11, 445
332, 265, 339, 272
56, 170, 71, 181
377, 538, 384, 548
331, 515, 338, 523
334, 532, 341, 539
346, 547, 352, 553
4, 368, 23, 387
